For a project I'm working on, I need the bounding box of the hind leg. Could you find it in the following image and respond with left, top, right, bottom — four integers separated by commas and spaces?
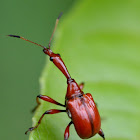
79, 82, 85, 90
98, 128, 105, 140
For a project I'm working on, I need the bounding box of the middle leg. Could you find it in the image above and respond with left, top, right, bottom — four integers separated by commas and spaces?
64, 121, 73, 140
25, 109, 66, 134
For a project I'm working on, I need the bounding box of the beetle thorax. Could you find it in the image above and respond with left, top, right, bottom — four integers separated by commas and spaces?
66, 79, 83, 100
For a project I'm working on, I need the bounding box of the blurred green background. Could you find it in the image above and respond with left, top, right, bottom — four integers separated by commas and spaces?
1, 0, 140, 140
0, 0, 74, 140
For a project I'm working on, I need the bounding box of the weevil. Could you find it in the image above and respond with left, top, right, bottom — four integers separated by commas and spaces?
8, 13, 105, 140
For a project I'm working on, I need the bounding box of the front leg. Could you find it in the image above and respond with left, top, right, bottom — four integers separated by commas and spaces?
32, 95, 65, 112
25, 109, 66, 134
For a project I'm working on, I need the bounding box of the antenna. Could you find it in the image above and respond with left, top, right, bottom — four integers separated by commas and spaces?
48, 12, 63, 49
7, 12, 63, 50
7, 35, 45, 49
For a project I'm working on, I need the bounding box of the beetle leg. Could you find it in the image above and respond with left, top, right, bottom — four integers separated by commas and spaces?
79, 82, 85, 90
25, 109, 66, 134
98, 128, 105, 140
32, 95, 65, 112
64, 121, 73, 140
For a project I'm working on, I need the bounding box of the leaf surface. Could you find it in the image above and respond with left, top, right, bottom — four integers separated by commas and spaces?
30, 0, 140, 140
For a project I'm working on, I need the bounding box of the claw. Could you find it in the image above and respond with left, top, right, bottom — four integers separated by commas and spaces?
25, 127, 36, 135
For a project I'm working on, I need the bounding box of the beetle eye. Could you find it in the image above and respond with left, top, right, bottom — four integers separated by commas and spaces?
50, 57, 53, 61
57, 53, 61, 57
43, 49, 46, 53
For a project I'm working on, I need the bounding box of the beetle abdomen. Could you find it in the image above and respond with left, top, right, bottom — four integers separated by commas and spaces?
67, 93, 101, 139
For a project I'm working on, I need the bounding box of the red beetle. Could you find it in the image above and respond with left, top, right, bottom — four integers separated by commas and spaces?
8, 13, 105, 140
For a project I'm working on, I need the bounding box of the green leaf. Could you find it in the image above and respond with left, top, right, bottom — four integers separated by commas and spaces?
30, 0, 140, 140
